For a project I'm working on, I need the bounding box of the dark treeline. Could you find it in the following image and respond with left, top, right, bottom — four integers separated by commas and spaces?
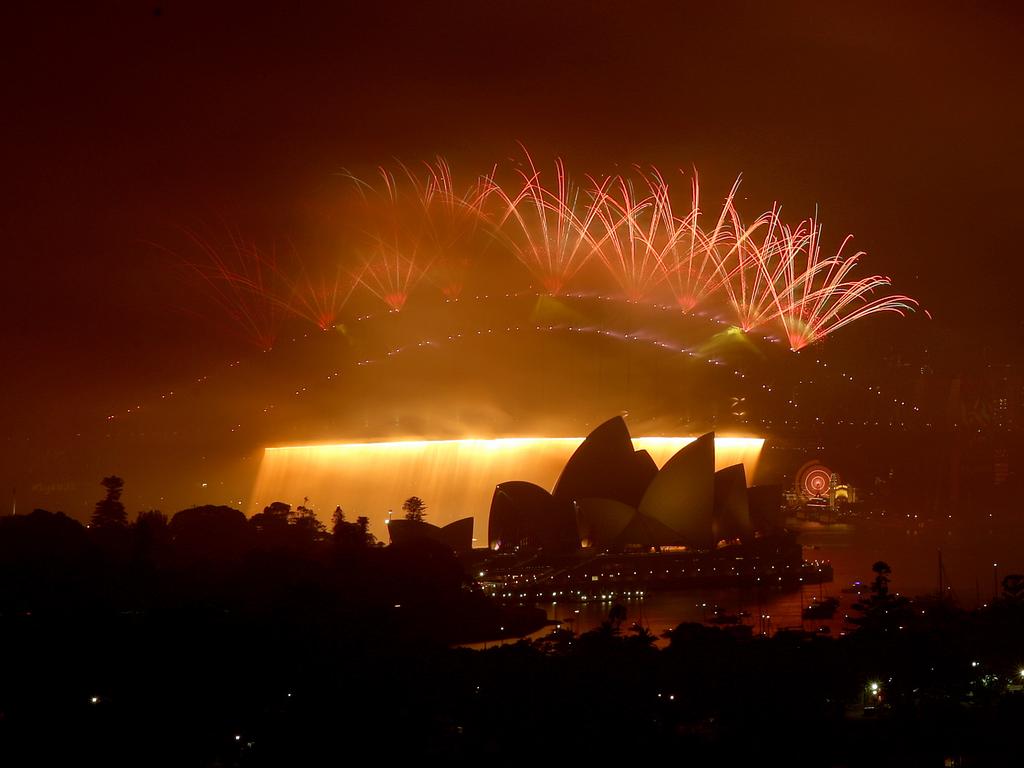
0, 479, 539, 765
1, 480, 1023, 766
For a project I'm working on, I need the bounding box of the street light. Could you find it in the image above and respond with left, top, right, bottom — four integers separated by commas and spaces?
865, 680, 882, 711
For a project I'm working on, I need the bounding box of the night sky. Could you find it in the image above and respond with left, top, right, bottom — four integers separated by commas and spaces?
3, 2, 1022, 514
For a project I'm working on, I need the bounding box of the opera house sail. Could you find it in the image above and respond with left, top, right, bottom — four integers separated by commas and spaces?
482, 416, 829, 599
489, 417, 763, 553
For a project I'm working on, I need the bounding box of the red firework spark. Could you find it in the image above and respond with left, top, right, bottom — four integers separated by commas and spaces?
416, 158, 492, 299
176, 151, 919, 348
358, 246, 425, 312
770, 217, 918, 350
180, 229, 286, 350
284, 261, 358, 330
589, 173, 669, 302
345, 165, 435, 311
486, 150, 603, 296
652, 171, 745, 312
717, 205, 797, 332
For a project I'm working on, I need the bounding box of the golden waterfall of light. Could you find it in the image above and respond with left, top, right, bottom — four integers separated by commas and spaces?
250, 436, 764, 542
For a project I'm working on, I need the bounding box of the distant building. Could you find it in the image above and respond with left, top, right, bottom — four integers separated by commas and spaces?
386, 517, 474, 552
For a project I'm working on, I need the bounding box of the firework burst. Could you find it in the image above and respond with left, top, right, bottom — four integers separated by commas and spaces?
589, 173, 669, 302
650, 171, 744, 313
283, 261, 358, 330
716, 205, 796, 332
180, 229, 287, 350
176, 151, 919, 348
344, 165, 437, 311
772, 218, 917, 350
358, 246, 426, 312
487, 151, 603, 295
416, 158, 492, 299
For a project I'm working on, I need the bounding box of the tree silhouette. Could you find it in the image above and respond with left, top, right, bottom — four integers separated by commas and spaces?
250, 501, 291, 536
355, 516, 375, 546
333, 509, 375, 549
135, 509, 167, 530
608, 602, 627, 632
133, 510, 169, 555
871, 560, 891, 598
1001, 574, 1024, 601
169, 505, 251, 560
850, 560, 910, 632
292, 497, 325, 537
91, 476, 127, 528
627, 622, 658, 648
402, 496, 427, 522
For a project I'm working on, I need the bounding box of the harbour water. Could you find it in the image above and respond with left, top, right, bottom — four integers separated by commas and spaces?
479, 515, 1024, 646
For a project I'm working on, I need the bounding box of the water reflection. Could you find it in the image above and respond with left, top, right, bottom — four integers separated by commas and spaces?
475, 517, 1024, 647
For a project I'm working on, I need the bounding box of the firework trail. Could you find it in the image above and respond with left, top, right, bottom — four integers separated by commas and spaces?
283, 261, 359, 330
175, 150, 919, 347
652, 171, 747, 313
770, 217, 917, 350
589, 173, 669, 302
344, 165, 436, 311
358, 246, 427, 312
416, 158, 492, 299
180, 229, 287, 350
716, 204, 798, 331
487, 150, 604, 296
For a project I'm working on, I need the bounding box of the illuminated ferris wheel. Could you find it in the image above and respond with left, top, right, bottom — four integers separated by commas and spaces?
795, 460, 834, 499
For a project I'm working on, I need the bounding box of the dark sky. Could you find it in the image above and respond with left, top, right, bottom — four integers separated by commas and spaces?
3, 1, 1022, 510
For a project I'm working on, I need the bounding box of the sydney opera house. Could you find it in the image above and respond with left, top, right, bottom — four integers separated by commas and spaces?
291, 415, 827, 595
488, 416, 785, 553
475, 417, 830, 600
